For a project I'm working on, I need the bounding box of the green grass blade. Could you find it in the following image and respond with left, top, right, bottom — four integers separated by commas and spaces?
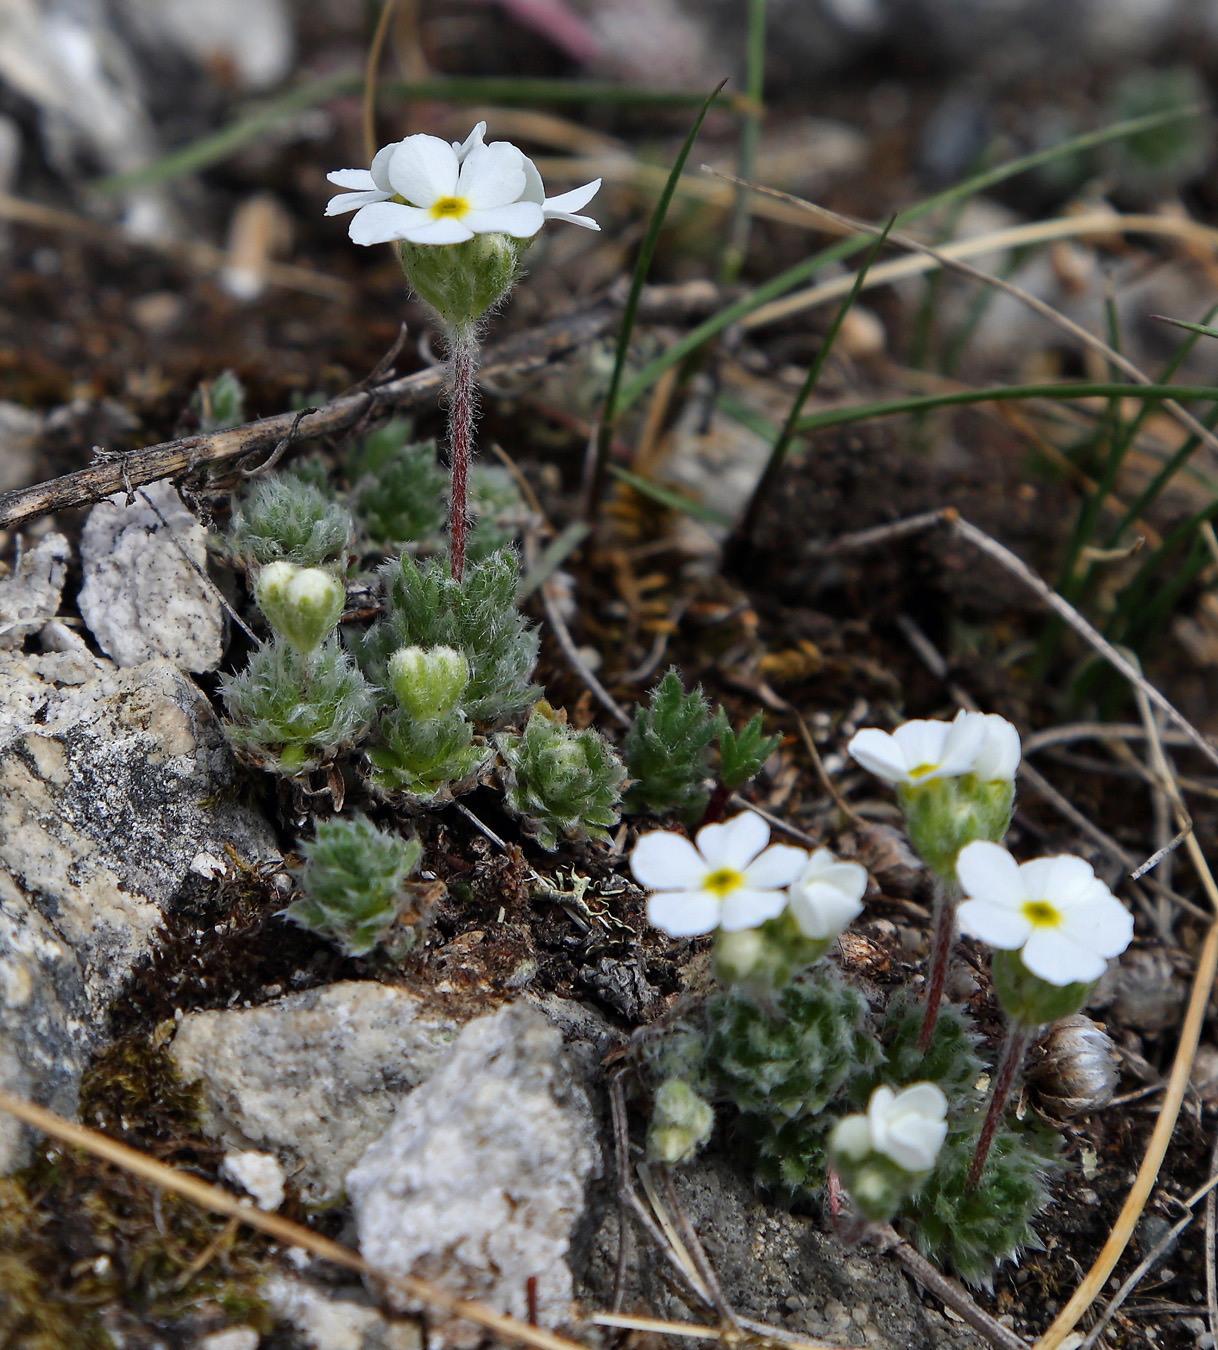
606, 465, 733, 528
92, 75, 738, 194
590, 78, 727, 511
615, 101, 1206, 418
730, 217, 895, 551
718, 0, 767, 285
1149, 315, 1218, 341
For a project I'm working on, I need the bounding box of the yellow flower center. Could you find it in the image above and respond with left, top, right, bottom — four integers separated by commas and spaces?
430, 196, 470, 219
908, 762, 937, 780
1022, 900, 1061, 928
703, 868, 744, 898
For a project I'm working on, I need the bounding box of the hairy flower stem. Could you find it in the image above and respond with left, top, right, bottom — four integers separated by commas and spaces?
446, 327, 478, 582
918, 877, 959, 1054
967, 1023, 1034, 1191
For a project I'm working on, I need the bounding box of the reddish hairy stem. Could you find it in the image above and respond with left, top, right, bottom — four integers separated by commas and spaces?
967, 1023, 1034, 1191
918, 878, 956, 1053
447, 330, 478, 582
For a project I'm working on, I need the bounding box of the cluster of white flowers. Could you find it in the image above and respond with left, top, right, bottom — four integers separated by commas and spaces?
326, 121, 601, 247
631, 810, 867, 941
956, 840, 1133, 987
847, 709, 1020, 787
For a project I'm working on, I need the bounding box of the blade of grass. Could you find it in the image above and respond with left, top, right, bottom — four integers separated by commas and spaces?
588, 79, 728, 517
363, 0, 400, 163
728, 217, 895, 558
92, 76, 740, 195
613, 102, 1205, 418
717, 0, 767, 285
1151, 315, 1218, 341
606, 464, 733, 528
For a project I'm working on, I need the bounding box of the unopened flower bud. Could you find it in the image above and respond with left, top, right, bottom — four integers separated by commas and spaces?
388, 644, 470, 720
712, 911, 831, 989
646, 1078, 714, 1165
254, 561, 345, 654
1027, 1014, 1118, 1117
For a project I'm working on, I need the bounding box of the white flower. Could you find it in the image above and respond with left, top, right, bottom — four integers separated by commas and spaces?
831, 1083, 948, 1173
956, 840, 1133, 986
847, 709, 1019, 786
632, 811, 808, 937
326, 122, 600, 246
786, 848, 866, 940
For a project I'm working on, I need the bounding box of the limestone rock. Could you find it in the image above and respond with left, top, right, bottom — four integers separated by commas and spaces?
0, 650, 275, 1172
78, 480, 225, 672
264, 1275, 422, 1350
221, 1149, 287, 1211
171, 982, 461, 1203
346, 1002, 601, 1348
0, 532, 70, 650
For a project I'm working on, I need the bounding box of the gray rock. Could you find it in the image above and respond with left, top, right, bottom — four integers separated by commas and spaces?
78, 481, 225, 673
346, 1002, 601, 1348
0, 532, 69, 649
0, 649, 275, 1171
264, 1274, 422, 1350
0, 401, 41, 492
171, 981, 461, 1203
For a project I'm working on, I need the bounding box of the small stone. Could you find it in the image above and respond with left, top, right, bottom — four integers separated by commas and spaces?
265, 1275, 422, 1350
1107, 950, 1186, 1035
0, 533, 70, 650
78, 480, 224, 672
171, 981, 460, 1202
347, 1002, 601, 1348
221, 1149, 286, 1211
0, 401, 41, 492
198, 1330, 259, 1350
191, 851, 227, 880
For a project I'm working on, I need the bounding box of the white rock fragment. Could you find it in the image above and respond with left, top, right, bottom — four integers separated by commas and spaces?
171, 982, 460, 1202
198, 1330, 260, 1350
346, 1002, 601, 1348
265, 1275, 422, 1350
191, 851, 228, 880
221, 1149, 286, 1211
0, 650, 275, 1172
78, 480, 224, 672
0, 532, 70, 649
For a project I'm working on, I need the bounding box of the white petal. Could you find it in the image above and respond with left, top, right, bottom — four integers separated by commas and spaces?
801, 849, 868, 903
458, 140, 527, 209
884, 1114, 947, 1172
520, 155, 546, 206
1020, 854, 1098, 908
956, 840, 1026, 910
937, 710, 990, 776
453, 121, 487, 161
829, 1114, 873, 1160
327, 168, 376, 189
720, 887, 788, 931
743, 843, 809, 889
866, 1085, 897, 1149
970, 715, 1021, 781
787, 880, 863, 940
631, 831, 707, 890
956, 898, 1030, 949
398, 216, 476, 245
1021, 930, 1105, 987
893, 1082, 948, 1120
465, 201, 545, 238
847, 728, 909, 782
696, 811, 770, 870
326, 188, 391, 216
545, 179, 601, 215
387, 134, 459, 206
347, 201, 433, 245
892, 719, 953, 775
647, 890, 721, 937
370, 142, 398, 192
1058, 891, 1133, 960
545, 209, 600, 230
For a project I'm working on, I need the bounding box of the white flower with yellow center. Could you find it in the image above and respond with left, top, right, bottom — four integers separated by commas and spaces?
956, 840, 1133, 986
848, 709, 1019, 786
632, 811, 808, 937
325, 123, 600, 246
786, 848, 867, 940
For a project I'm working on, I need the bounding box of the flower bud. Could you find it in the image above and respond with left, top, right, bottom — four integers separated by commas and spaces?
897, 774, 1014, 881
1026, 1014, 1118, 1117
712, 911, 831, 990
398, 233, 523, 331
254, 561, 345, 654
646, 1078, 714, 1165
388, 644, 470, 721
